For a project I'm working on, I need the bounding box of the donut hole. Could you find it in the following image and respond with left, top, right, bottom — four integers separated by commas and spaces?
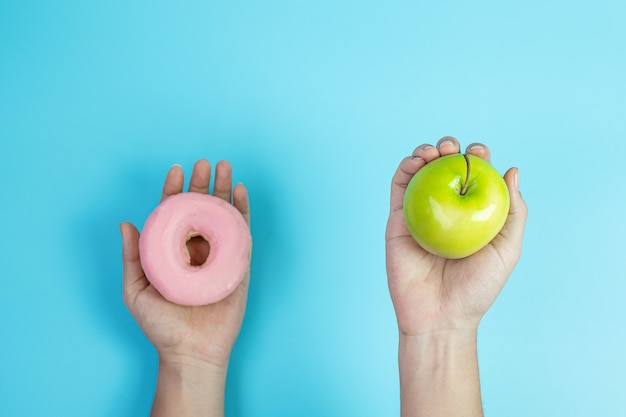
186, 233, 211, 267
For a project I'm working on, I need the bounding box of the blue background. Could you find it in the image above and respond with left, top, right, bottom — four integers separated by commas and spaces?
1, 0, 625, 416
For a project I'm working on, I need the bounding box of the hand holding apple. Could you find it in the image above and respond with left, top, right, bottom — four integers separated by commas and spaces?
386, 137, 528, 336
386, 138, 528, 417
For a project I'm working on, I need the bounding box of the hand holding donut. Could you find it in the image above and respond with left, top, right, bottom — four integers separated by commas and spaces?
120, 160, 251, 416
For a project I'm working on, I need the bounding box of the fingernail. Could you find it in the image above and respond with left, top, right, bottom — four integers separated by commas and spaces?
423, 144, 434, 150
412, 156, 424, 161
514, 168, 520, 192
172, 163, 182, 168
469, 144, 484, 151
439, 139, 454, 147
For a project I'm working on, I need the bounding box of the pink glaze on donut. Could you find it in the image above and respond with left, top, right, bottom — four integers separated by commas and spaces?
139, 192, 251, 306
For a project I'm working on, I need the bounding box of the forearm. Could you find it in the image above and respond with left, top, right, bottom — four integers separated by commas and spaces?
398, 328, 483, 417
151, 354, 228, 417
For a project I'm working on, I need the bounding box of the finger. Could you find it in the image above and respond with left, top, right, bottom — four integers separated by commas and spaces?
465, 142, 491, 163
188, 159, 212, 194
233, 182, 251, 226
390, 155, 425, 213
492, 167, 528, 265
502, 167, 528, 241
386, 156, 427, 245
213, 160, 233, 202
160, 165, 185, 202
436, 136, 461, 156
411, 144, 440, 162
120, 222, 149, 306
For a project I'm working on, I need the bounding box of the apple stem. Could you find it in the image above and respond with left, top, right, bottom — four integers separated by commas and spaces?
460, 153, 471, 196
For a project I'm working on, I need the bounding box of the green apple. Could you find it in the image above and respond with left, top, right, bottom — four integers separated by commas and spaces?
403, 153, 510, 259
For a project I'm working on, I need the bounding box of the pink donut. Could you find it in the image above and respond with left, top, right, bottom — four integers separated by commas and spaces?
139, 192, 251, 306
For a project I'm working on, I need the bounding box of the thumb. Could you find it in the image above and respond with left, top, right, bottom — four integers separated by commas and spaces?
492, 167, 528, 266
120, 222, 148, 306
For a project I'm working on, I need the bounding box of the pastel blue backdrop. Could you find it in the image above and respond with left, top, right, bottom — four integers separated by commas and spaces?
1, 1, 625, 416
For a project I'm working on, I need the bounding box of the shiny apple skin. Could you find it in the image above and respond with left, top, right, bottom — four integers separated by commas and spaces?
403, 154, 510, 259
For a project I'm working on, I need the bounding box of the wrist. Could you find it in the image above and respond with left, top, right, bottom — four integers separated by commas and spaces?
399, 324, 478, 345
396, 308, 484, 339
399, 328, 478, 367
157, 350, 230, 379
398, 328, 483, 417
151, 352, 228, 417
156, 340, 233, 370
